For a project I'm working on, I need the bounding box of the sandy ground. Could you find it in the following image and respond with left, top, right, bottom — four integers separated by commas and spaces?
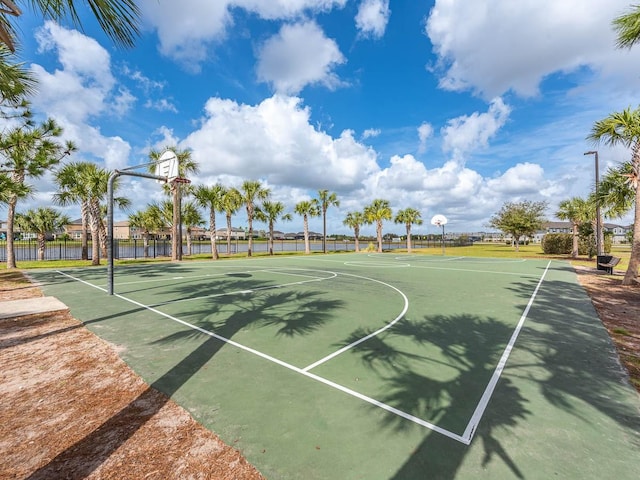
0, 271, 265, 480
0, 266, 638, 479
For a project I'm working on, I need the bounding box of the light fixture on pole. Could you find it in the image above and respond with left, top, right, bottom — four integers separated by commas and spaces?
583, 150, 602, 256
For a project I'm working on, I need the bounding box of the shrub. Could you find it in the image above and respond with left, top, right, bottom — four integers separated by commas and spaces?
541, 233, 572, 254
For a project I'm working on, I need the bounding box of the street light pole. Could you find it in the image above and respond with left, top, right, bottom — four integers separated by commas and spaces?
584, 150, 602, 256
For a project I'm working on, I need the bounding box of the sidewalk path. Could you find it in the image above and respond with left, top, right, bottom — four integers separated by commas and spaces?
0, 297, 68, 320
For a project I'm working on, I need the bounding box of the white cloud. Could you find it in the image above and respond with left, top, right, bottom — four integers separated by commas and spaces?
182, 94, 379, 190
355, 0, 391, 38
256, 21, 347, 94
139, 0, 347, 67
426, 0, 640, 99
29, 23, 132, 170
417, 122, 433, 153
486, 163, 547, 195
441, 98, 511, 161
145, 98, 178, 113
362, 128, 381, 139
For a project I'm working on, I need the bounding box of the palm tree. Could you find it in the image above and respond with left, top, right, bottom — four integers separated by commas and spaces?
128, 206, 163, 258
256, 200, 292, 255
15, 207, 69, 261
556, 197, 592, 258
0, 117, 75, 268
343, 211, 365, 252
0, 44, 35, 115
80, 163, 129, 265
364, 199, 392, 253
394, 208, 423, 253
597, 163, 636, 218
240, 180, 270, 257
193, 183, 226, 260
221, 187, 242, 256
317, 189, 340, 253
149, 147, 199, 261
295, 199, 320, 254
0, 0, 140, 52
53, 162, 93, 260
588, 107, 640, 285
181, 201, 204, 256
614, 4, 640, 49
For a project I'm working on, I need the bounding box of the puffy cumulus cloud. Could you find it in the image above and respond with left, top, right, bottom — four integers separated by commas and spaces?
486, 162, 547, 195
426, 0, 636, 99
139, 0, 346, 67
32, 22, 116, 123
355, 0, 391, 39
28, 23, 133, 170
441, 98, 510, 161
182, 94, 379, 190
256, 21, 346, 94
417, 122, 433, 153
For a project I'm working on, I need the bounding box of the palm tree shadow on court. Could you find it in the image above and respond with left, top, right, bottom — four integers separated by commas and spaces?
339, 314, 530, 479
27, 276, 343, 479
504, 272, 640, 438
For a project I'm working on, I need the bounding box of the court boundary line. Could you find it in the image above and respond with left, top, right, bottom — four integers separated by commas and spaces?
54, 260, 552, 446
461, 260, 552, 442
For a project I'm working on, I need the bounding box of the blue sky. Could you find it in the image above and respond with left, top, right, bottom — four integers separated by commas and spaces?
6, 0, 640, 235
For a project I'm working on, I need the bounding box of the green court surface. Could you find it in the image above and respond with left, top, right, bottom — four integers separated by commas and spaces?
30, 253, 640, 479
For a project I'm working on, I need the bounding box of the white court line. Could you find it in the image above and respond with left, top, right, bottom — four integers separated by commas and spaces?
56, 261, 552, 446
303, 272, 408, 371
55, 269, 466, 444
460, 260, 552, 443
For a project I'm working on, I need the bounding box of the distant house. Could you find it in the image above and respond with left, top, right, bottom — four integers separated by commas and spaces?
534, 221, 632, 244
214, 227, 246, 240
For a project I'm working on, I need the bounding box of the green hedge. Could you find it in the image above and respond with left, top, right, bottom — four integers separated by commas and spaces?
541, 233, 572, 254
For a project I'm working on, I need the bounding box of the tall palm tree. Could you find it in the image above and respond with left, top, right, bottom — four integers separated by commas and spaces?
556, 197, 592, 258
181, 200, 204, 256
221, 187, 242, 256
240, 179, 270, 257
0, 117, 75, 268
317, 189, 340, 253
81, 163, 129, 264
149, 147, 199, 261
193, 183, 226, 260
364, 199, 392, 253
295, 199, 320, 254
256, 200, 292, 255
588, 107, 640, 285
394, 208, 423, 253
15, 207, 69, 261
128, 206, 163, 259
53, 161, 93, 260
343, 211, 364, 252
0, 0, 140, 52
614, 4, 640, 49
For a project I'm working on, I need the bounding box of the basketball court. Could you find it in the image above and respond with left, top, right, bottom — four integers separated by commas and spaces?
29, 253, 640, 479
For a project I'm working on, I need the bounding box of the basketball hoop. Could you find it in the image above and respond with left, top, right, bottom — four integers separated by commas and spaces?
155, 150, 179, 183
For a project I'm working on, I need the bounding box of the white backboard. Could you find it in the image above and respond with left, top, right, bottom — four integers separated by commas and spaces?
155, 150, 179, 182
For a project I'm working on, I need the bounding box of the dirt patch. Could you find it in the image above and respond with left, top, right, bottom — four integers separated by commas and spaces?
0, 267, 638, 479
0, 271, 265, 480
